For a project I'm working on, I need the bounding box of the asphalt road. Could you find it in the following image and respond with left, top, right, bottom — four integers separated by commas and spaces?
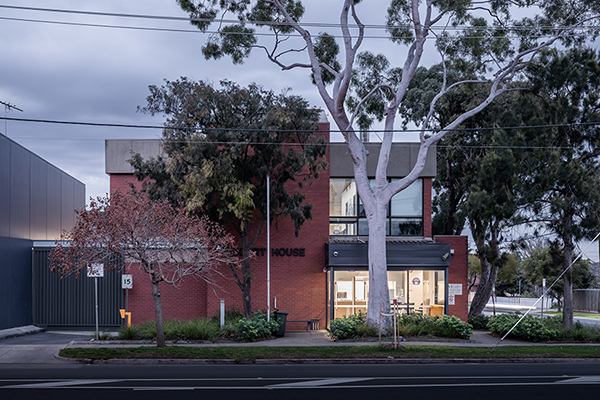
1, 362, 599, 400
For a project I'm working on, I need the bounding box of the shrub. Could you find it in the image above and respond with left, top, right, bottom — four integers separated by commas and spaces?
487, 314, 558, 342
234, 311, 280, 341
354, 321, 378, 337
545, 317, 600, 342
468, 313, 490, 330
118, 325, 141, 340
396, 314, 472, 339
329, 312, 473, 341
328, 314, 362, 340
433, 315, 473, 339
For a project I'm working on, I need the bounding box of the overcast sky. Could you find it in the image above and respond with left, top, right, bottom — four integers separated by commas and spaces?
1, 1, 599, 261
0, 0, 403, 200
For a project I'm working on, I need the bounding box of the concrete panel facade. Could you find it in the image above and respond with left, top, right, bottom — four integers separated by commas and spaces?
105, 139, 164, 174
329, 142, 437, 178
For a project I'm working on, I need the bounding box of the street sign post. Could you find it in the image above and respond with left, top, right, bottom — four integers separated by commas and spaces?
87, 263, 104, 340
121, 274, 133, 326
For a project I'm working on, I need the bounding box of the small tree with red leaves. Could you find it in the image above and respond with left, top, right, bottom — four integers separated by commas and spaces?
50, 190, 238, 347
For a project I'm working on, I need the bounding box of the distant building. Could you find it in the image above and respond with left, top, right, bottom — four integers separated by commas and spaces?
0, 134, 85, 330
105, 115, 468, 329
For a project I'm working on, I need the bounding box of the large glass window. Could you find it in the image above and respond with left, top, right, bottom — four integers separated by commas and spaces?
330, 178, 423, 236
330, 179, 357, 217
391, 179, 423, 216
332, 269, 445, 319
330, 179, 358, 235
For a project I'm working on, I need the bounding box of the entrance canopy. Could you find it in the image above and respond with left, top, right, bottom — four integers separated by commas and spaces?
328, 242, 452, 267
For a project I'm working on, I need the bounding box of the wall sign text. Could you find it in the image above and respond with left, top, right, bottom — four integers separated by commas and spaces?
251, 247, 306, 257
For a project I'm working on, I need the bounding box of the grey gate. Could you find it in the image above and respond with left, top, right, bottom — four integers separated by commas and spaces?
32, 246, 123, 327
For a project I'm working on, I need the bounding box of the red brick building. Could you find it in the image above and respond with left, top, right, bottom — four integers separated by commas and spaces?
105, 115, 468, 329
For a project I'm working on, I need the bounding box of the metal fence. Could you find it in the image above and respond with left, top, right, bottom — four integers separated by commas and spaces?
32, 247, 123, 327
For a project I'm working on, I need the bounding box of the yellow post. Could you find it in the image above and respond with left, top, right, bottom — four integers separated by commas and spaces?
119, 309, 132, 327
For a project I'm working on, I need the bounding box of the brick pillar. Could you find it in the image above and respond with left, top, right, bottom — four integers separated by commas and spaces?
434, 235, 468, 322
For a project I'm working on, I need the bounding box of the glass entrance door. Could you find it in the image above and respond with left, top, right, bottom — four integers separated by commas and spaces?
332, 269, 446, 319
389, 270, 445, 316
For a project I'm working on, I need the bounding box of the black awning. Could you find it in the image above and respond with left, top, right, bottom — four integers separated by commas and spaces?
328, 242, 451, 267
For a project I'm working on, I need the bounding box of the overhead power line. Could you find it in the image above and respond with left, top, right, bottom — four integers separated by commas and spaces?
2, 4, 598, 30
1, 115, 599, 135
2, 15, 594, 41
0, 4, 598, 37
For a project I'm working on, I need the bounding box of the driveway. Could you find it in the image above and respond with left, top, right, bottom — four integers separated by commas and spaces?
0, 330, 93, 364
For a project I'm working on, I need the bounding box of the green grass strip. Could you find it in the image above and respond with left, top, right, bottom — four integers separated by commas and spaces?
59, 345, 600, 361
543, 311, 600, 320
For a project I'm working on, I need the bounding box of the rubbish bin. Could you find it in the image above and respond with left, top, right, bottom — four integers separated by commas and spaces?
274, 311, 288, 337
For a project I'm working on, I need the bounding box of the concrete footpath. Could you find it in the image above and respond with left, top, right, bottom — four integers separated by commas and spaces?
1, 325, 599, 364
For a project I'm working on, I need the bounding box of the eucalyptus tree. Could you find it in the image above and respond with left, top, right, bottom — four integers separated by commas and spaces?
523, 47, 600, 328
132, 78, 327, 318
177, 0, 600, 328
400, 71, 545, 317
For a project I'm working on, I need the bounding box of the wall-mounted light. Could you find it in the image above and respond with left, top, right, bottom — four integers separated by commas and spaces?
333, 251, 339, 257
441, 253, 450, 261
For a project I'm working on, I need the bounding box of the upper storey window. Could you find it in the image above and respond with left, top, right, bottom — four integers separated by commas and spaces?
329, 179, 423, 236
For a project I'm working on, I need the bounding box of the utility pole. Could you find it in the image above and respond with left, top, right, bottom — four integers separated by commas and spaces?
0, 100, 23, 137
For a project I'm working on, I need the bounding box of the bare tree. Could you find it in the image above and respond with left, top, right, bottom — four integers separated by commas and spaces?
50, 190, 239, 347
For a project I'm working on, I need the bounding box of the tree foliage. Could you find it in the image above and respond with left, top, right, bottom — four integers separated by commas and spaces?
50, 191, 238, 347
132, 78, 328, 318
522, 243, 594, 310
176, 0, 600, 328
521, 47, 600, 328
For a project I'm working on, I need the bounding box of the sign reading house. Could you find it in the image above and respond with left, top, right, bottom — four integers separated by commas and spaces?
251, 247, 306, 257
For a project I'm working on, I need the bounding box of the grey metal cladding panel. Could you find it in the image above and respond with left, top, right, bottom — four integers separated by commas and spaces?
0, 237, 33, 329
30, 156, 48, 240
9, 143, 31, 239
46, 166, 63, 240
60, 174, 75, 233
105, 139, 163, 174
0, 137, 9, 237
0, 237, 10, 329
73, 179, 86, 212
330, 143, 436, 178
328, 242, 451, 267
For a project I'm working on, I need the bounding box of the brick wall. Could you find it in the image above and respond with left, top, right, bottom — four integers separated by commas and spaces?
113, 123, 330, 329
434, 235, 469, 322
206, 124, 331, 329
123, 262, 209, 324
423, 178, 432, 238
110, 174, 144, 194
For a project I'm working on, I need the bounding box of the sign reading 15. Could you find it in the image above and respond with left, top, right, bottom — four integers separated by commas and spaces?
122, 274, 133, 289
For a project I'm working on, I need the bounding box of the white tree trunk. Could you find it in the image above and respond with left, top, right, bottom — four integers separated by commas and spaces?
365, 201, 391, 329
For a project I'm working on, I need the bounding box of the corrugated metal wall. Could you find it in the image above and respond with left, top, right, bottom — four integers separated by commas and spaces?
33, 248, 123, 327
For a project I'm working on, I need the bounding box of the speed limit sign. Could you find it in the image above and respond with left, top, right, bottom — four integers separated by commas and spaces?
122, 274, 133, 289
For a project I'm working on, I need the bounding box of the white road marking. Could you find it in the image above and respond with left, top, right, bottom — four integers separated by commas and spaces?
270, 378, 373, 387
3, 379, 121, 389
555, 376, 600, 384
